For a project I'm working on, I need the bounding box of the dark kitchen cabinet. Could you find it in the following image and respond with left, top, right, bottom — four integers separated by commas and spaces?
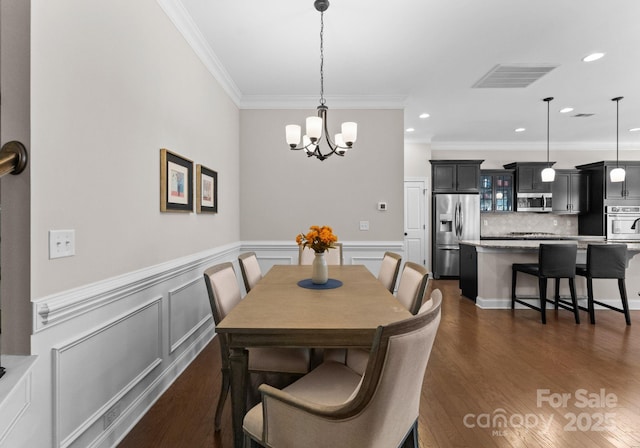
605, 164, 640, 200
503, 162, 555, 193
576, 161, 640, 236
459, 243, 477, 301
480, 170, 514, 212
552, 170, 588, 214
431, 160, 483, 193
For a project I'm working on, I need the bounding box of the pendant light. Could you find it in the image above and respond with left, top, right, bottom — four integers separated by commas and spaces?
610, 97, 625, 183
541, 97, 556, 182
285, 0, 358, 161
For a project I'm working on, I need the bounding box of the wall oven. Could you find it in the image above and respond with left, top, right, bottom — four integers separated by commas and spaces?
516, 192, 552, 212
606, 205, 640, 241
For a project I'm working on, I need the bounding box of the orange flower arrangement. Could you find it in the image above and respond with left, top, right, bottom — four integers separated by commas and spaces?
296, 225, 338, 253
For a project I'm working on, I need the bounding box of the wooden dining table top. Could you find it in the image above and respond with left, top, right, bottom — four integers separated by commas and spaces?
216, 264, 411, 348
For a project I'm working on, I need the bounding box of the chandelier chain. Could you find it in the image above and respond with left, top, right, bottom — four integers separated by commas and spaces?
319, 11, 325, 106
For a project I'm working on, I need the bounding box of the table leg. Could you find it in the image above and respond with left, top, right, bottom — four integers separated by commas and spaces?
229, 347, 248, 448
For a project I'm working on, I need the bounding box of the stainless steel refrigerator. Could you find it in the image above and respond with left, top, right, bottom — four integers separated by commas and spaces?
433, 194, 480, 278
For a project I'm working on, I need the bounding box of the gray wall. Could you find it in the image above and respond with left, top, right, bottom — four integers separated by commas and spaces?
240, 109, 405, 242
29, 0, 241, 298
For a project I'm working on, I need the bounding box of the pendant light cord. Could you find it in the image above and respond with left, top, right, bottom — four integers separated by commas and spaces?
546, 99, 550, 166
616, 98, 619, 168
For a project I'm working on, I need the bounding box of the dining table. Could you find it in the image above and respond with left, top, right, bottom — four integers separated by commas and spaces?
215, 264, 412, 448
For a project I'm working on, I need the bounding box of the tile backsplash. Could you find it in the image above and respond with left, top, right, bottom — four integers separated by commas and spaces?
481, 212, 578, 236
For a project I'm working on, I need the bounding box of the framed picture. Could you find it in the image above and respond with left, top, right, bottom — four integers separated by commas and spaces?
160, 148, 193, 212
196, 164, 218, 213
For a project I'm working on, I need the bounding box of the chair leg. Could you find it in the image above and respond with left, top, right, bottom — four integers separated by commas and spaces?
587, 277, 595, 325
539, 277, 547, 324
619, 279, 631, 325
400, 421, 418, 448
554, 278, 560, 310
511, 269, 517, 310
569, 278, 580, 324
214, 368, 231, 431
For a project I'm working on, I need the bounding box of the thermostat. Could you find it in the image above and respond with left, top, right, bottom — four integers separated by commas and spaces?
378, 202, 387, 211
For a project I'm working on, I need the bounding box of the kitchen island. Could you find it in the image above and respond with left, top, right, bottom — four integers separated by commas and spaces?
459, 238, 640, 310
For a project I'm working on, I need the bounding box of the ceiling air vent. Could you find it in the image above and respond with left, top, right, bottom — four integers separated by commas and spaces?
472, 64, 558, 88
572, 113, 595, 118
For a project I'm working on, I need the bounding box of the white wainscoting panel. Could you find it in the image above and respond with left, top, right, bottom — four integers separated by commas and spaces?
0, 356, 36, 446
169, 277, 213, 354
52, 299, 163, 448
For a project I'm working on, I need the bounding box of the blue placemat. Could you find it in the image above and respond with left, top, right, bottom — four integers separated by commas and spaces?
297, 278, 343, 290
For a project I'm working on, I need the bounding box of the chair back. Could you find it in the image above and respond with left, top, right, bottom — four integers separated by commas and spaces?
299, 242, 343, 265
395, 261, 429, 315
587, 244, 627, 279
377, 252, 402, 292
203, 262, 242, 325
539, 244, 577, 278
238, 252, 262, 293
259, 290, 442, 448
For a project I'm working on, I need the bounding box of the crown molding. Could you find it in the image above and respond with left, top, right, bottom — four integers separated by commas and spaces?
429, 141, 640, 152
239, 94, 407, 110
156, 0, 242, 105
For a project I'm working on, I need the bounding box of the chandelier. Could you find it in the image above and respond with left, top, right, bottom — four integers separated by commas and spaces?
285, 0, 358, 161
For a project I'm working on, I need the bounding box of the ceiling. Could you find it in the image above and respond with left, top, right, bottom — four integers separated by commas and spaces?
176, 0, 640, 150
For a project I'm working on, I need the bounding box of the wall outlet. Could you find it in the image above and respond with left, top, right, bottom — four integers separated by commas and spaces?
103, 403, 121, 429
359, 221, 369, 231
553, 220, 558, 226
483, 219, 488, 226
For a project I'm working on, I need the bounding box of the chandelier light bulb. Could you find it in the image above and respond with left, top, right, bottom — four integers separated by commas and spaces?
306, 116, 322, 141
341, 122, 357, 146
286, 125, 301, 147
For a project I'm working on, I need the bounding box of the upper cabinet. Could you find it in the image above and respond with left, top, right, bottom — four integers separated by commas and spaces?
552, 170, 588, 214
605, 164, 640, 200
503, 162, 555, 193
480, 170, 514, 212
431, 160, 483, 193
576, 161, 640, 236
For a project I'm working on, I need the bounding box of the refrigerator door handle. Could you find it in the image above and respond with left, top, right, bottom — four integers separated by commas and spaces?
453, 202, 459, 238
459, 202, 464, 237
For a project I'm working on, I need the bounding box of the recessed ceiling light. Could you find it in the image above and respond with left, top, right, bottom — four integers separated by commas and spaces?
582, 52, 605, 62
629, 128, 640, 132
406, 128, 415, 133
419, 113, 430, 119
560, 107, 574, 113
514, 128, 526, 133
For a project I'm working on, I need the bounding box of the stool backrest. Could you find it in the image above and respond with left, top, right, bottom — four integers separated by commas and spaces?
587, 244, 627, 278
539, 244, 577, 278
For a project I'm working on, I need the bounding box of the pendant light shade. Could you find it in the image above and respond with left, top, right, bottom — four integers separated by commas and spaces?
610, 97, 625, 183
541, 167, 556, 182
541, 97, 555, 182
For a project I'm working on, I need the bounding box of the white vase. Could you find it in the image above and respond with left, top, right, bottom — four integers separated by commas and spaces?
311, 252, 329, 284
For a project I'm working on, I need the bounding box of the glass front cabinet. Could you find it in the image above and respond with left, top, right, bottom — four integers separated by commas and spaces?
480, 170, 514, 212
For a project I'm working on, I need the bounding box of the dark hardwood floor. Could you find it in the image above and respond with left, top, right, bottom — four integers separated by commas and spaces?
119, 280, 640, 448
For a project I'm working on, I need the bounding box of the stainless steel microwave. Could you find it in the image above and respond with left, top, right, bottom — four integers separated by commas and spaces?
516, 192, 552, 212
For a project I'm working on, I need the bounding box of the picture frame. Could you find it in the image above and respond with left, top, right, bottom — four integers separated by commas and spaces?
160, 148, 193, 212
196, 164, 218, 213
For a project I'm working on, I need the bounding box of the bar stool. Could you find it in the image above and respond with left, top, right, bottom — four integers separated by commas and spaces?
511, 244, 580, 324
575, 244, 630, 325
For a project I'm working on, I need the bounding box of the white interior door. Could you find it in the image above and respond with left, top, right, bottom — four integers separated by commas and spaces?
404, 179, 427, 266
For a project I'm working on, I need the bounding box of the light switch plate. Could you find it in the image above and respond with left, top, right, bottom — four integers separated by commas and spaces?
49, 230, 76, 259
359, 221, 369, 231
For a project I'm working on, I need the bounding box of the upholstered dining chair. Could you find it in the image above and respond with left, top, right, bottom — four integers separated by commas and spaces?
203, 262, 311, 431
395, 262, 430, 315
238, 252, 262, 293
377, 251, 402, 292
298, 242, 343, 265
242, 289, 443, 448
